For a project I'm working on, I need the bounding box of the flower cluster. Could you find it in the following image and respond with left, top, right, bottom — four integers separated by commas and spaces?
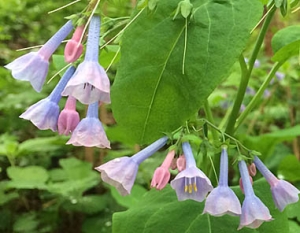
5, 16, 110, 148
96, 139, 300, 230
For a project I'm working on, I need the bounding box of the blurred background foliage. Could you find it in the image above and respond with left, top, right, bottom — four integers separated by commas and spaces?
0, 0, 300, 233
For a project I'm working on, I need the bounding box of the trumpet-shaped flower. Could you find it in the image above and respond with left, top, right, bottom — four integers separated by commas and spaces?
62, 16, 110, 104
253, 156, 300, 211
58, 96, 80, 135
67, 102, 110, 148
64, 25, 84, 63
151, 150, 175, 190
95, 136, 168, 195
5, 21, 73, 92
171, 142, 213, 202
203, 147, 241, 216
20, 66, 75, 131
238, 160, 272, 230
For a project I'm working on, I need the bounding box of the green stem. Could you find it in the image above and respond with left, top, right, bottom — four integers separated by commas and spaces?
234, 61, 283, 131
203, 100, 218, 141
225, 55, 248, 135
225, 7, 276, 136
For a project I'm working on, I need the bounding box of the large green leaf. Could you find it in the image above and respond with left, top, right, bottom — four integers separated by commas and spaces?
111, 0, 263, 143
272, 25, 300, 62
112, 180, 289, 233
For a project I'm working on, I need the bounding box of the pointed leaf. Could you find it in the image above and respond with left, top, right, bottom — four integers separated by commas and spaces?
111, 0, 263, 143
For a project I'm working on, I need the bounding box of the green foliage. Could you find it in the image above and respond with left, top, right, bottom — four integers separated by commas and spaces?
1, 0, 300, 232
272, 25, 300, 62
113, 180, 289, 233
110, 184, 147, 208
7, 166, 49, 189
112, 0, 263, 143
278, 155, 300, 181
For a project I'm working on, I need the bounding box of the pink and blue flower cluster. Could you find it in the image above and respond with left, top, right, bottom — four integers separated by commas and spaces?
5, 16, 111, 149
96, 139, 299, 230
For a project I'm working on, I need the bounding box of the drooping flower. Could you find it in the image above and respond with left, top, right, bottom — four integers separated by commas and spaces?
5, 20, 73, 92
253, 156, 300, 212
95, 136, 168, 195
151, 150, 175, 190
66, 101, 110, 148
58, 96, 80, 135
170, 142, 213, 202
62, 16, 110, 105
203, 147, 241, 216
64, 25, 84, 63
20, 66, 76, 131
238, 160, 273, 230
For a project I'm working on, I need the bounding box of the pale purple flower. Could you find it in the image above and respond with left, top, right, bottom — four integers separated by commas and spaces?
171, 142, 213, 202
254, 156, 300, 211
244, 58, 260, 68
264, 89, 271, 98
20, 66, 75, 131
62, 16, 110, 105
58, 96, 80, 135
238, 160, 273, 230
240, 104, 246, 112
151, 150, 175, 190
203, 147, 241, 216
246, 86, 256, 96
64, 25, 84, 63
275, 72, 285, 81
95, 136, 168, 195
5, 21, 73, 92
66, 102, 110, 148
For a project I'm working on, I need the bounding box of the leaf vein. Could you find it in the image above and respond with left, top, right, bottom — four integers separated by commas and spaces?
140, 25, 186, 141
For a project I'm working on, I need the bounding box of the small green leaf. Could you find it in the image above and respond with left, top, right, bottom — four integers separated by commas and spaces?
148, 0, 159, 11
0, 181, 19, 206
272, 25, 300, 62
275, 0, 284, 7
280, 0, 288, 16
180, 0, 193, 18
18, 137, 64, 156
13, 213, 38, 233
7, 166, 49, 190
59, 157, 94, 180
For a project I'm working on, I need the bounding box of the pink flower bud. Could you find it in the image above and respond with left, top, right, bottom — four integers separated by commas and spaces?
64, 25, 84, 63
176, 155, 186, 172
248, 163, 257, 177
151, 150, 175, 190
58, 96, 80, 135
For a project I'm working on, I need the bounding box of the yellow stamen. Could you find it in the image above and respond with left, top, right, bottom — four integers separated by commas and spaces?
188, 184, 192, 193
184, 185, 188, 192
193, 183, 198, 192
